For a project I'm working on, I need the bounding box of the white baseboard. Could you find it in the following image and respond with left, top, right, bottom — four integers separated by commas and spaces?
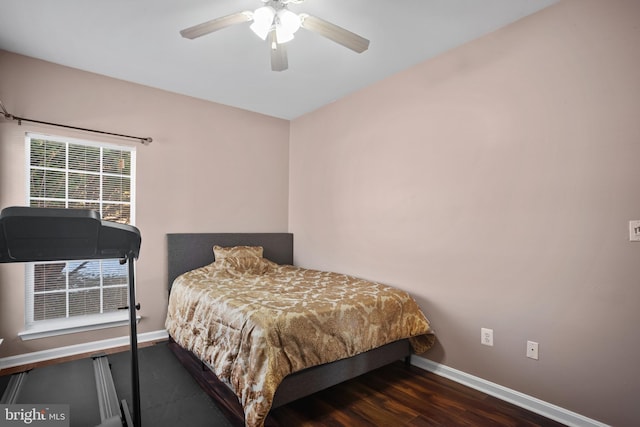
0, 329, 168, 371
411, 356, 609, 427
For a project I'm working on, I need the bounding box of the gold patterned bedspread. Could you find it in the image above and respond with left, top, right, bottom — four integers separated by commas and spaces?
165, 251, 434, 427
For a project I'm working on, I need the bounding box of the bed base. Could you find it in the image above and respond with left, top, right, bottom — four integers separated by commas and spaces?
167, 337, 411, 425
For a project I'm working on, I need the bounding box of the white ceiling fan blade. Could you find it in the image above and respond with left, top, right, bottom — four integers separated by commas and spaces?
180, 12, 252, 39
269, 31, 288, 72
300, 14, 370, 53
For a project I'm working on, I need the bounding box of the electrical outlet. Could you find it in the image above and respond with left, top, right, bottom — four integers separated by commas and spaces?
630, 220, 640, 241
527, 341, 539, 360
481, 328, 493, 346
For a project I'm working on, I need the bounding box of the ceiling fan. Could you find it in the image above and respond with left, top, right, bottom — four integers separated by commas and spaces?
179, 0, 370, 72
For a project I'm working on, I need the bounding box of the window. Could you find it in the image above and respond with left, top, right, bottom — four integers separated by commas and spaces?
22, 133, 136, 339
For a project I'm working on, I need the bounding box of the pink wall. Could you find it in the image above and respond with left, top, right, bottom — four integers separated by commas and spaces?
2, 0, 639, 425
0, 51, 290, 358
289, 0, 640, 425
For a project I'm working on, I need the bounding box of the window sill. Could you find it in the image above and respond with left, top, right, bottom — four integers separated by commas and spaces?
18, 312, 141, 341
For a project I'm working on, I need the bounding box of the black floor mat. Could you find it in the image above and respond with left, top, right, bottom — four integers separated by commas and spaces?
108, 341, 233, 427
0, 342, 233, 427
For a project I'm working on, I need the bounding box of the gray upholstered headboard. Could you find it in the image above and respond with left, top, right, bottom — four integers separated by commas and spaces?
167, 233, 293, 293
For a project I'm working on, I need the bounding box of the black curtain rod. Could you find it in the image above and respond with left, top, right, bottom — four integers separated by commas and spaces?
0, 99, 152, 145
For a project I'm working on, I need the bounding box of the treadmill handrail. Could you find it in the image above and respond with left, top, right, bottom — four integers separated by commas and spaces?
0, 206, 141, 263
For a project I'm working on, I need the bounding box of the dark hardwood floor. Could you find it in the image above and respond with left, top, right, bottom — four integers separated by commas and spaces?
168, 341, 566, 427
269, 362, 566, 427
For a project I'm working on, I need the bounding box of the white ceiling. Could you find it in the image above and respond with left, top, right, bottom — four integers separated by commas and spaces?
0, 0, 557, 120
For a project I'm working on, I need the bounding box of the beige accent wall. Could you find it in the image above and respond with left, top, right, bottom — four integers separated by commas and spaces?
0, 51, 290, 358
289, 0, 640, 425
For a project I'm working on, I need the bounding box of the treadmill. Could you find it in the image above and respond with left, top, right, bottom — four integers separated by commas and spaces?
0, 206, 142, 427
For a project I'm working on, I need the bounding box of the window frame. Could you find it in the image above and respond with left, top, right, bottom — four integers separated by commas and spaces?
21, 133, 137, 340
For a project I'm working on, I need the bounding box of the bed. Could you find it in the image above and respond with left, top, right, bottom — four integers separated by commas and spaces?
165, 233, 435, 427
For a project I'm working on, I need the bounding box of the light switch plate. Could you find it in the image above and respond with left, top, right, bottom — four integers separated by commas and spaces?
630, 220, 640, 241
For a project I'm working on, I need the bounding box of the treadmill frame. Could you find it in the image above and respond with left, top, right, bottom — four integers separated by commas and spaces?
0, 206, 142, 427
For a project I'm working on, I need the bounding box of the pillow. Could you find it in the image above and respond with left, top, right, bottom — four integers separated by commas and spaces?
213, 245, 263, 260
216, 256, 276, 275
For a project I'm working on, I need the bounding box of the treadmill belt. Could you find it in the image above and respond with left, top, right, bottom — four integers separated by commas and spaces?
16, 358, 101, 427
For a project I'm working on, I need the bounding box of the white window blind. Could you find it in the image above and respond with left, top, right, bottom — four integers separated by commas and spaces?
24, 133, 136, 333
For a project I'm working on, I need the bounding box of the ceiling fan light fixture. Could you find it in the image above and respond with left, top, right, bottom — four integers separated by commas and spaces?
250, 6, 276, 40
275, 26, 294, 44
274, 9, 300, 44
277, 9, 301, 34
